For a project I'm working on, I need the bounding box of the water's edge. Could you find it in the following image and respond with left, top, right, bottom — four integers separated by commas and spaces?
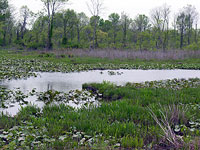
1, 69, 200, 116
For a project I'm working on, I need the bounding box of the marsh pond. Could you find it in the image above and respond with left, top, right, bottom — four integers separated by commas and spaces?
1, 69, 200, 115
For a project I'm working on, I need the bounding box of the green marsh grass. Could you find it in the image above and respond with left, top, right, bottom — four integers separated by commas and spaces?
1, 79, 200, 148
1, 49, 200, 149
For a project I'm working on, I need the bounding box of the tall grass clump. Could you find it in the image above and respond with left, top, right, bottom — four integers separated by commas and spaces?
148, 104, 190, 149
0, 113, 17, 129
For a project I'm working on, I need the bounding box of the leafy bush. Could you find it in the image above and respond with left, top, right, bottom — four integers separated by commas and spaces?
185, 43, 200, 51
26, 42, 44, 50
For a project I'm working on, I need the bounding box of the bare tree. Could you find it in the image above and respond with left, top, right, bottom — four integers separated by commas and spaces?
176, 5, 199, 49
87, 0, 104, 49
19, 6, 33, 40
183, 5, 198, 45
151, 7, 162, 31
150, 4, 170, 51
172, 14, 177, 48
40, 0, 69, 50
161, 4, 170, 51
194, 18, 199, 43
150, 7, 162, 49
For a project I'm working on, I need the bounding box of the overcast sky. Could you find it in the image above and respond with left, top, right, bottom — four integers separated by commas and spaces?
9, 0, 200, 20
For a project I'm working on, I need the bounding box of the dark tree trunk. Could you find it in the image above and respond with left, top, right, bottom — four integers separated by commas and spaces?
62, 18, 67, 45
3, 31, 6, 46
113, 26, 117, 45
188, 21, 191, 45
17, 29, 20, 41
180, 25, 184, 49
95, 29, 98, 48
92, 18, 97, 49
8, 32, 12, 44
47, 3, 55, 50
195, 23, 198, 43
47, 15, 54, 50
77, 25, 80, 44
123, 19, 127, 48
47, 21, 52, 50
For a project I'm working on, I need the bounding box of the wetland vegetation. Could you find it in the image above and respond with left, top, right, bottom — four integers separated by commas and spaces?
1, 0, 200, 149
0, 49, 200, 149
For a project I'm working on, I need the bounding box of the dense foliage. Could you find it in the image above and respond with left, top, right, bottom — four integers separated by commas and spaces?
0, 1, 200, 50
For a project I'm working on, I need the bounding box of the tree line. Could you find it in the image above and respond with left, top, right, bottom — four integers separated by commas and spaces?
0, 0, 200, 51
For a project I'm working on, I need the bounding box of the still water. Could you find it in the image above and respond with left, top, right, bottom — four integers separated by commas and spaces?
1, 69, 200, 115
2, 69, 200, 93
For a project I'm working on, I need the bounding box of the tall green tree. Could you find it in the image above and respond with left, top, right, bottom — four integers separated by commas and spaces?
40, 0, 69, 50
132, 14, 151, 50
59, 9, 77, 45
0, 0, 9, 46
134, 14, 150, 32
90, 16, 100, 48
76, 12, 89, 44
0, 0, 8, 21
109, 13, 120, 46
121, 12, 131, 48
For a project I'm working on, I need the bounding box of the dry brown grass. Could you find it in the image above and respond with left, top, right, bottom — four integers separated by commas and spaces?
148, 104, 189, 149
41, 48, 200, 60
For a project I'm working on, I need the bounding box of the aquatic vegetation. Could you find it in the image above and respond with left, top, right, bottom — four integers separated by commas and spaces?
107, 71, 124, 76
1, 56, 200, 81
0, 50, 200, 149
0, 87, 29, 109
126, 78, 200, 90
37, 89, 98, 107
0, 89, 199, 149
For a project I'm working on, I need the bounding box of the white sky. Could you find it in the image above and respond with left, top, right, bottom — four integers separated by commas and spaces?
9, 0, 200, 21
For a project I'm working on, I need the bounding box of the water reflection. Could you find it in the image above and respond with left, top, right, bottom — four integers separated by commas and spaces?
1, 69, 200, 93
1, 69, 200, 116
47, 83, 53, 91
